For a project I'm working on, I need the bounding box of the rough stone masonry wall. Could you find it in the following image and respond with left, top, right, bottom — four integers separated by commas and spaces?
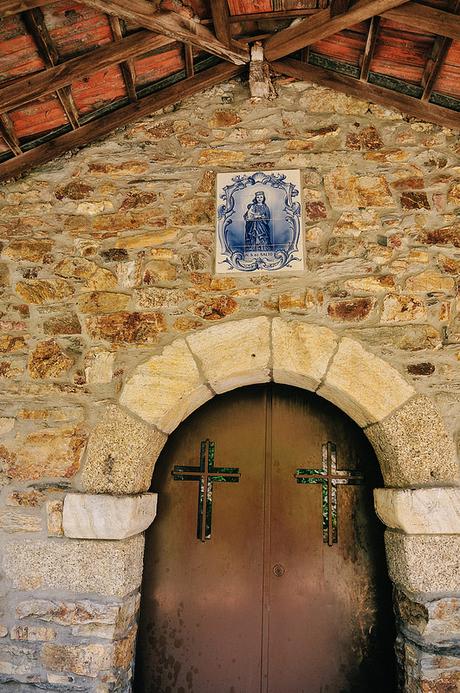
0, 74, 458, 691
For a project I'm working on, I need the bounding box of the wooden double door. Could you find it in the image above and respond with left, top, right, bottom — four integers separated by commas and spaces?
135, 385, 395, 693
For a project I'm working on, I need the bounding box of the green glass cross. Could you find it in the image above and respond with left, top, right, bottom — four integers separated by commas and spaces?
295, 442, 364, 546
172, 439, 241, 542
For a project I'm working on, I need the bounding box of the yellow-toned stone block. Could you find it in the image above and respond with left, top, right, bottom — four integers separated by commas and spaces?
187, 317, 271, 394
272, 319, 337, 391
319, 337, 415, 426
120, 340, 212, 433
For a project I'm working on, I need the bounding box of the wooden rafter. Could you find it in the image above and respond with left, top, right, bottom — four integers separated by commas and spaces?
420, 0, 459, 101
78, 0, 249, 65
108, 15, 137, 102
360, 16, 380, 81
21, 7, 58, 63
382, 2, 460, 42
422, 39, 451, 101
0, 31, 175, 114
22, 7, 80, 129
0, 113, 22, 155
264, 0, 409, 61
271, 58, 460, 130
210, 0, 232, 47
184, 44, 194, 78
56, 86, 80, 129
0, 61, 244, 182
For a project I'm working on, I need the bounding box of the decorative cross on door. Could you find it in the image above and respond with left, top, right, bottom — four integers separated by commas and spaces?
294, 442, 364, 546
172, 439, 241, 542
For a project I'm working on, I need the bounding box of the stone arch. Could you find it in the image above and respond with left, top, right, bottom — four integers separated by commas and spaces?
82, 316, 457, 494
62, 315, 460, 692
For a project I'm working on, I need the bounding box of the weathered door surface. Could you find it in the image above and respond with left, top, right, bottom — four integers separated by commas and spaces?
135, 385, 395, 693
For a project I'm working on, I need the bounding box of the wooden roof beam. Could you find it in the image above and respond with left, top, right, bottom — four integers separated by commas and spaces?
79, 0, 249, 65
271, 58, 460, 130
382, 2, 460, 42
184, 44, 194, 77
108, 15, 137, 102
264, 0, 409, 61
360, 16, 380, 81
56, 86, 80, 129
211, 0, 232, 46
421, 37, 451, 101
0, 31, 175, 114
22, 7, 80, 129
0, 113, 21, 155
0, 61, 244, 183
420, 0, 459, 101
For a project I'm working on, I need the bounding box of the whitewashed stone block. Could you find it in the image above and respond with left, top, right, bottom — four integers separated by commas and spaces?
63, 493, 157, 540
374, 488, 460, 534
120, 339, 213, 433
272, 318, 338, 390
187, 317, 271, 393
319, 337, 415, 426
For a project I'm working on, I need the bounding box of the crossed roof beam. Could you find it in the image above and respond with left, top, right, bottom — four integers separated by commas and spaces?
0, 0, 459, 182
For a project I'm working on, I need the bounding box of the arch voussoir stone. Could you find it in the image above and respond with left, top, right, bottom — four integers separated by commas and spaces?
366, 395, 459, 487
272, 318, 338, 391
120, 338, 213, 433
186, 316, 271, 393
318, 336, 416, 427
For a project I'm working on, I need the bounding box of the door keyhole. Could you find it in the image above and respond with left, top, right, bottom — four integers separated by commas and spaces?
273, 563, 285, 577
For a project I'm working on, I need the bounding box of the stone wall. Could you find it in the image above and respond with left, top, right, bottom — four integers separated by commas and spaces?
0, 74, 458, 691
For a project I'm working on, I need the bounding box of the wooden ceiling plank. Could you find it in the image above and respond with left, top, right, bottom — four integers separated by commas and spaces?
271, 58, 460, 130
0, 61, 244, 182
264, 0, 409, 61
79, 0, 249, 64
108, 15, 137, 102
0, 31, 175, 114
382, 2, 460, 42
210, 0, 232, 46
360, 15, 380, 81
184, 44, 194, 77
22, 7, 81, 128
0, 113, 22, 155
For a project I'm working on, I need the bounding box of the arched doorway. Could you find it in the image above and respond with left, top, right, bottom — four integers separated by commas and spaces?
135, 383, 395, 692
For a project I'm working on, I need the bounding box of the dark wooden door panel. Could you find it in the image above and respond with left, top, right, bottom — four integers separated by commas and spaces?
135, 384, 395, 693
268, 385, 393, 692
136, 387, 267, 693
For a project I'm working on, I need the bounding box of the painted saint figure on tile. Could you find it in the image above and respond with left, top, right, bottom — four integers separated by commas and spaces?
244, 191, 272, 251
216, 170, 304, 273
